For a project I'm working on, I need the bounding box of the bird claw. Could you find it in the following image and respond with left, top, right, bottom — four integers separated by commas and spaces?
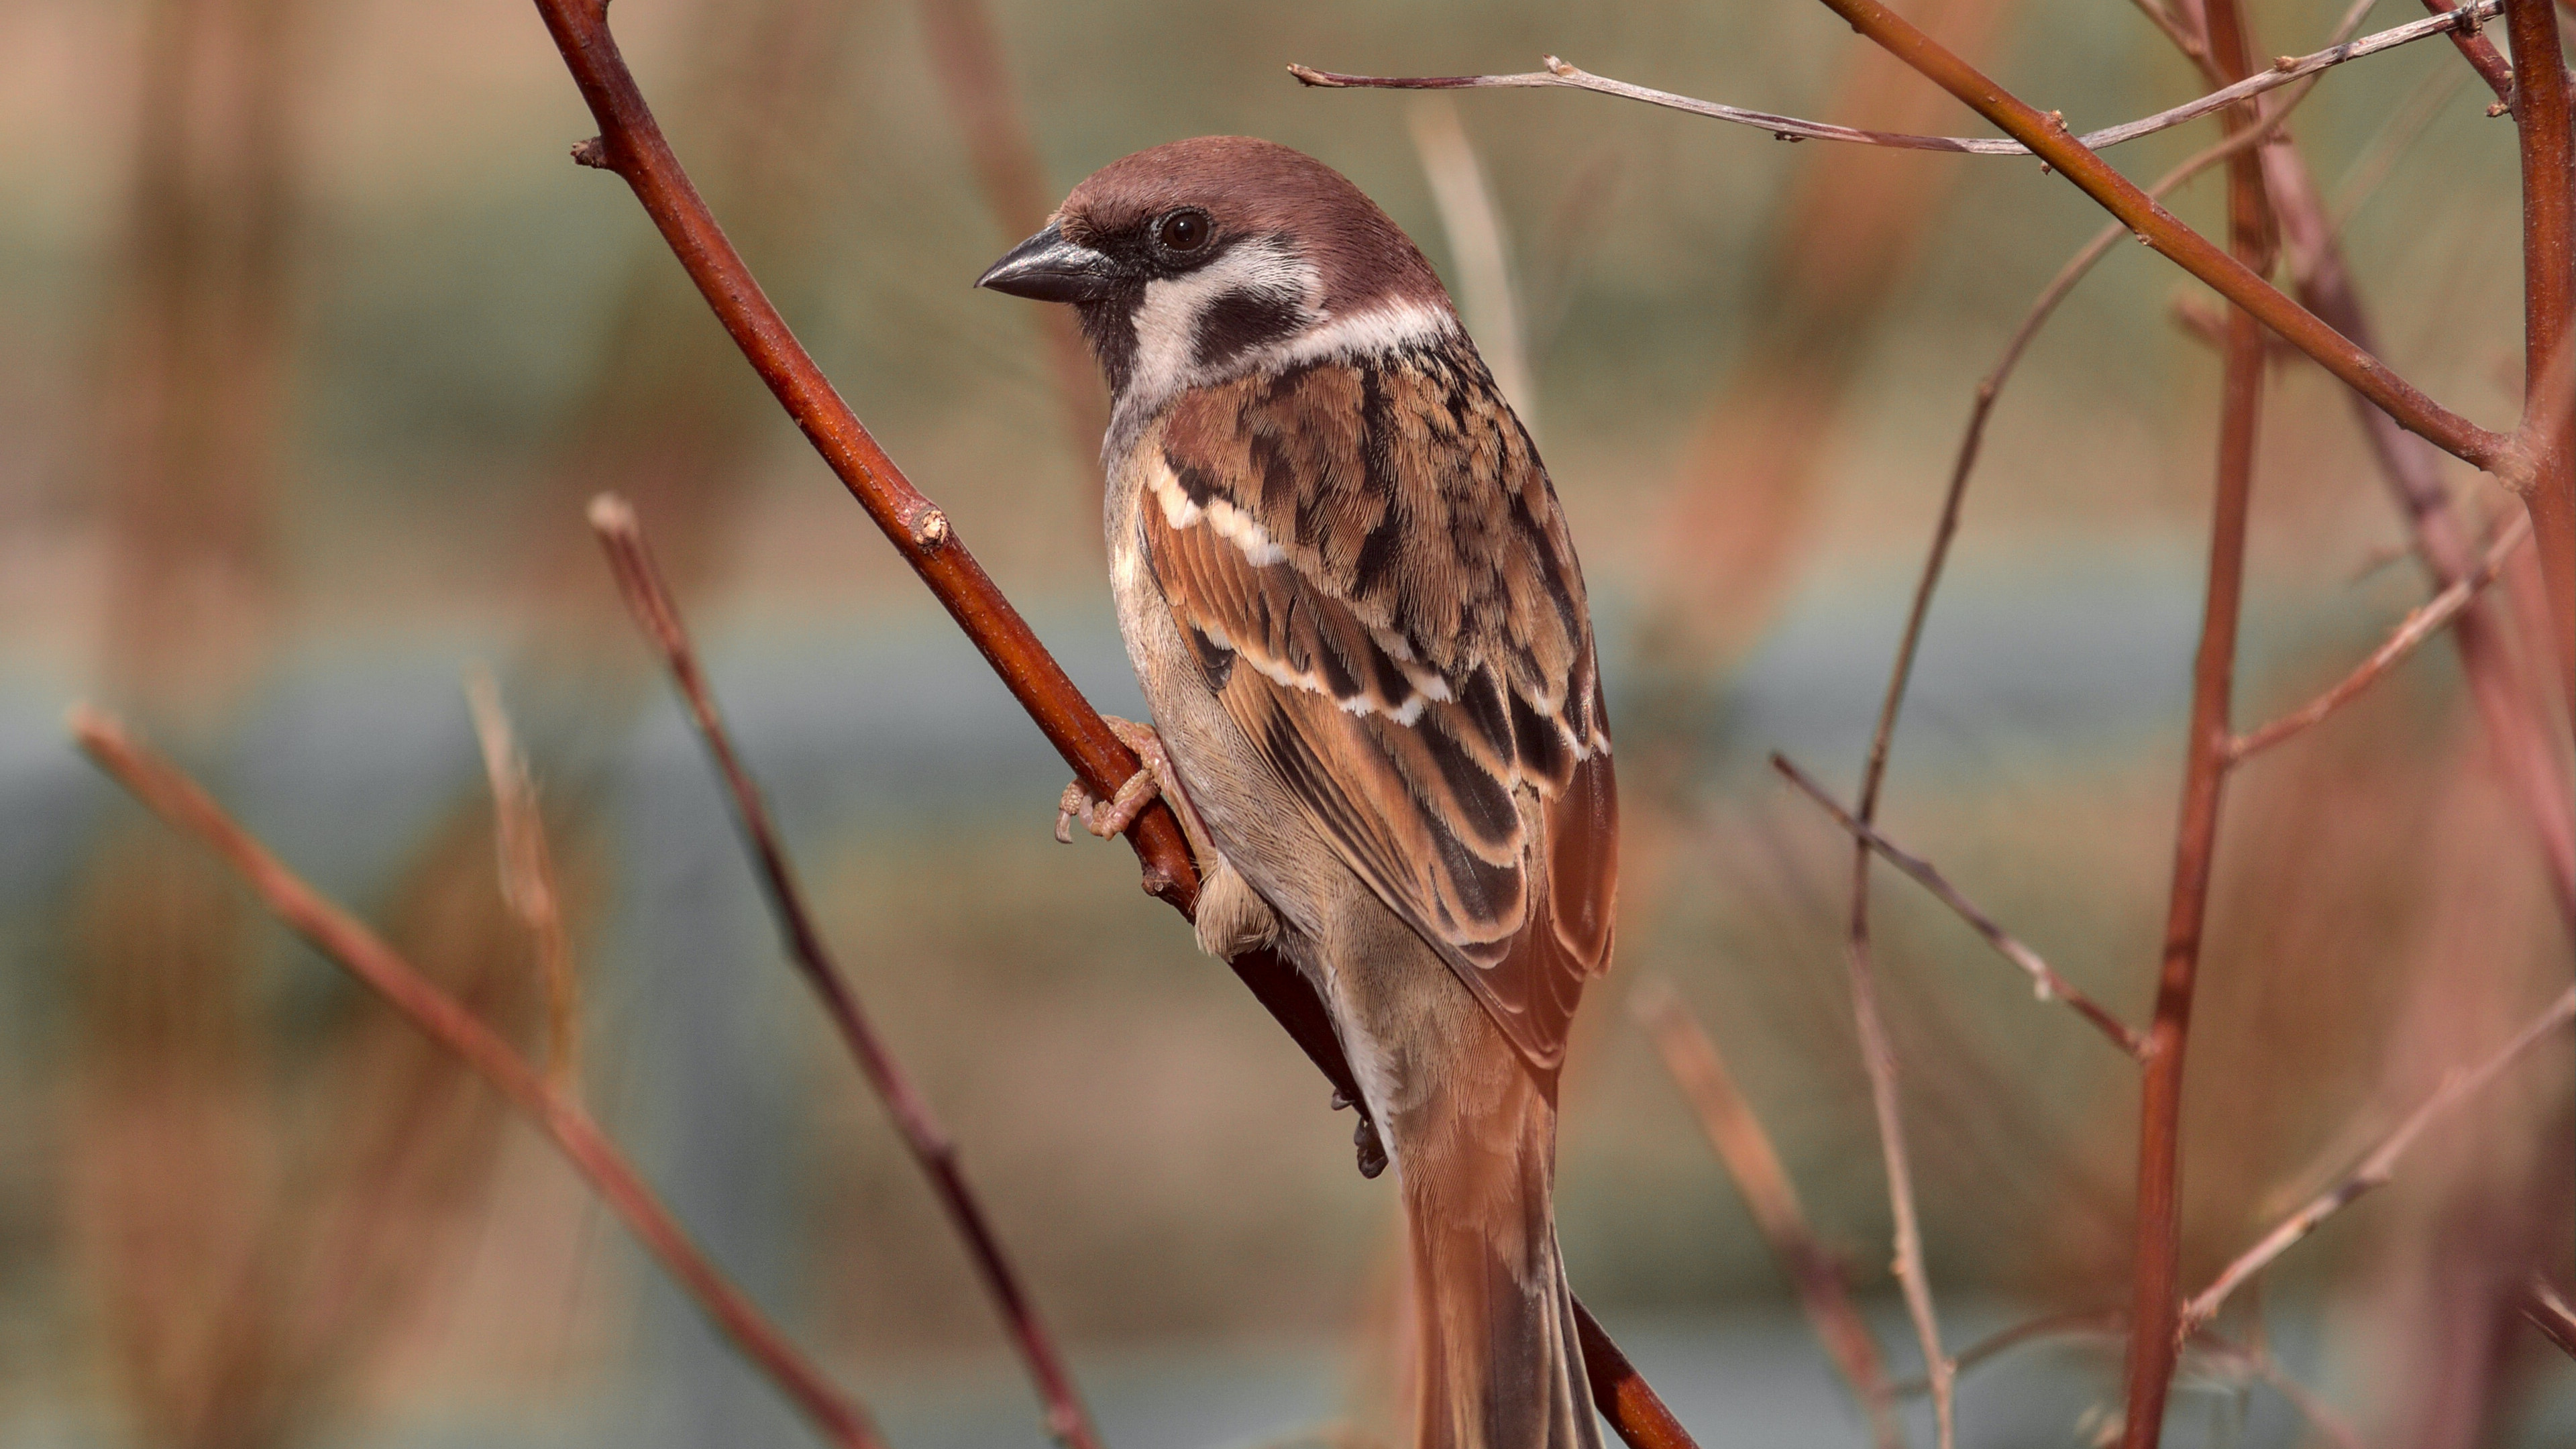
1331, 1088, 1388, 1179
1053, 717, 1216, 858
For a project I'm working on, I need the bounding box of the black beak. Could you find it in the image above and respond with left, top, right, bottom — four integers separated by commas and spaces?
975, 222, 1118, 303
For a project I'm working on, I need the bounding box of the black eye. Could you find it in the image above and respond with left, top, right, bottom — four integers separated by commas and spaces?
1157, 209, 1212, 253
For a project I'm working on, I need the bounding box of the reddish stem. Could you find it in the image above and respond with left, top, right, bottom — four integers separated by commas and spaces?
591, 497, 1099, 1449
2507, 0, 2576, 713
2121, 0, 2271, 1436
2422, 0, 2520, 105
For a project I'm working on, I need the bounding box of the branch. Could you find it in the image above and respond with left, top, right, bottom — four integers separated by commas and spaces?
517, 4, 1694, 1441
68, 706, 884, 1449
1633, 982, 1902, 1449
2230, 513, 2533, 761
2526, 1275, 2576, 1358
1288, 1, 2504, 156
2180, 987, 2576, 1332
1791, 0, 2512, 476
2505, 0, 2576, 712
588, 494, 1100, 1449
1769, 755, 2146, 1058
2121, 0, 2273, 1428
2418, 0, 2518, 107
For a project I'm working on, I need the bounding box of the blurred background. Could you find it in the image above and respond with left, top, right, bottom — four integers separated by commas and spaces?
1, 0, 2571, 1444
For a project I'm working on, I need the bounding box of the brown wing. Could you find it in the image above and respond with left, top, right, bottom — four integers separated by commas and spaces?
1140, 346, 1617, 1072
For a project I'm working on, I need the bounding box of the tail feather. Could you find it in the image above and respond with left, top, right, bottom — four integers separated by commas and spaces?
1401, 1072, 1601, 1449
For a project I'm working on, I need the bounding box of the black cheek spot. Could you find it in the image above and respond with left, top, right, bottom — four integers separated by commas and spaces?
1193, 287, 1307, 372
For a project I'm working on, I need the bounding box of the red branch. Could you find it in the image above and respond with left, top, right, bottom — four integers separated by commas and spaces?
70, 707, 884, 1449
521, 2, 1690, 1442
2421, 0, 2519, 105
2121, 0, 2272, 1434
2506, 0, 2576, 711
1800, 0, 2513, 478
590, 496, 1099, 1449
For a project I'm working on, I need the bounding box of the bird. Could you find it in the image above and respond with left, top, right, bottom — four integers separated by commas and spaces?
977, 136, 1617, 1449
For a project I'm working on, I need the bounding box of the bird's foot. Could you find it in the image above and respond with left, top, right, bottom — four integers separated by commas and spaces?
1055, 716, 1183, 844
1332, 1088, 1389, 1179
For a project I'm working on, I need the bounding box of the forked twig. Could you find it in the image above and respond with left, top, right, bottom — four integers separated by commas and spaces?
588, 494, 1100, 1449
1769, 756, 2145, 1058
2180, 987, 2576, 1333
465, 667, 582, 1092
2231, 513, 2533, 761
69, 706, 884, 1449
523, 2, 1692, 1440
1633, 982, 1902, 1449
1288, 1, 2502, 157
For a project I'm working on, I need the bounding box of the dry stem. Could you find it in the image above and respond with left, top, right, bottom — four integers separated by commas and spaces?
2419, 0, 2519, 105
2506, 0, 2576, 710
2180, 986, 2576, 1332
464, 667, 582, 1092
1288, 3, 2501, 157
69, 705, 884, 1449
1769, 756, 2146, 1058
1633, 981, 1901, 1448
588, 494, 1099, 1449
2231, 513, 2534, 761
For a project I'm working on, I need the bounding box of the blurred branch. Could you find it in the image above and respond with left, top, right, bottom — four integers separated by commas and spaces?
522, 2, 1695, 1440
2118, 0, 2272, 1429
2231, 513, 2532, 762
588, 494, 1102, 1449
2504, 0, 2576, 712
1632, 981, 1902, 1449
2525, 1275, 2576, 1358
1289, 1, 2503, 156
913, 0, 1108, 457
464, 667, 582, 1093
68, 706, 885, 1449
1409, 98, 1536, 431
1769, 756, 2146, 1058
2180, 987, 2576, 1332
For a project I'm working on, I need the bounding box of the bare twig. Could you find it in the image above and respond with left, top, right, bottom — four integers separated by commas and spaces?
2191, 1336, 2365, 1449
588, 494, 1101, 1449
1633, 982, 1902, 1449
2420, 0, 2520, 109
464, 667, 582, 1092
1792, 0, 2512, 477
1572, 1303, 1699, 1449
2180, 987, 2576, 1331
2525, 1275, 2576, 1358
1898, 1309, 2125, 1393
68, 706, 884, 1449
1770, 756, 2147, 1058
2231, 513, 2533, 761
1289, 2, 2503, 156
2121, 0, 2273, 1428
2506, 0, 2576, 710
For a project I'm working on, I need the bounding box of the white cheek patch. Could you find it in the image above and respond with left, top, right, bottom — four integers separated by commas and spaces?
1273, 297, 1456, 367
1130, 241, 1316, 410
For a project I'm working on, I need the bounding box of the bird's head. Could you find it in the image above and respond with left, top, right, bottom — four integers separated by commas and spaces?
976, 136, 1457, 423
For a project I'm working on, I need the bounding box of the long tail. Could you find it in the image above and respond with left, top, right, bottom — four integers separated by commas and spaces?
1399, 1064, 1601, 1449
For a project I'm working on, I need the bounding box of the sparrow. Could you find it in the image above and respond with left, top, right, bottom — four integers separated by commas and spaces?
978, 136, 1617, 1449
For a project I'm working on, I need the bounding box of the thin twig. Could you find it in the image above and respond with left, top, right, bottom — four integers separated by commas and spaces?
68, 705, 884, 1449
2121, 0, 2273, 1428
588, 494, 1102, 1449
1769, 756, 2147, 1058
1895, 1309, 2126, 1393
2506, 0, 2576, 712
464, 667, 582, 1093
2418, 0, 2518, 109
2180, 987, 2576, 1332
2525, 1275, 2576, 1358
1791, 0, 2512, 476
1289, 1, 2502, 157
2191, 1335, 2365, 1449
2231, 513, 2533, 761
1633, 981, 1902, 1449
